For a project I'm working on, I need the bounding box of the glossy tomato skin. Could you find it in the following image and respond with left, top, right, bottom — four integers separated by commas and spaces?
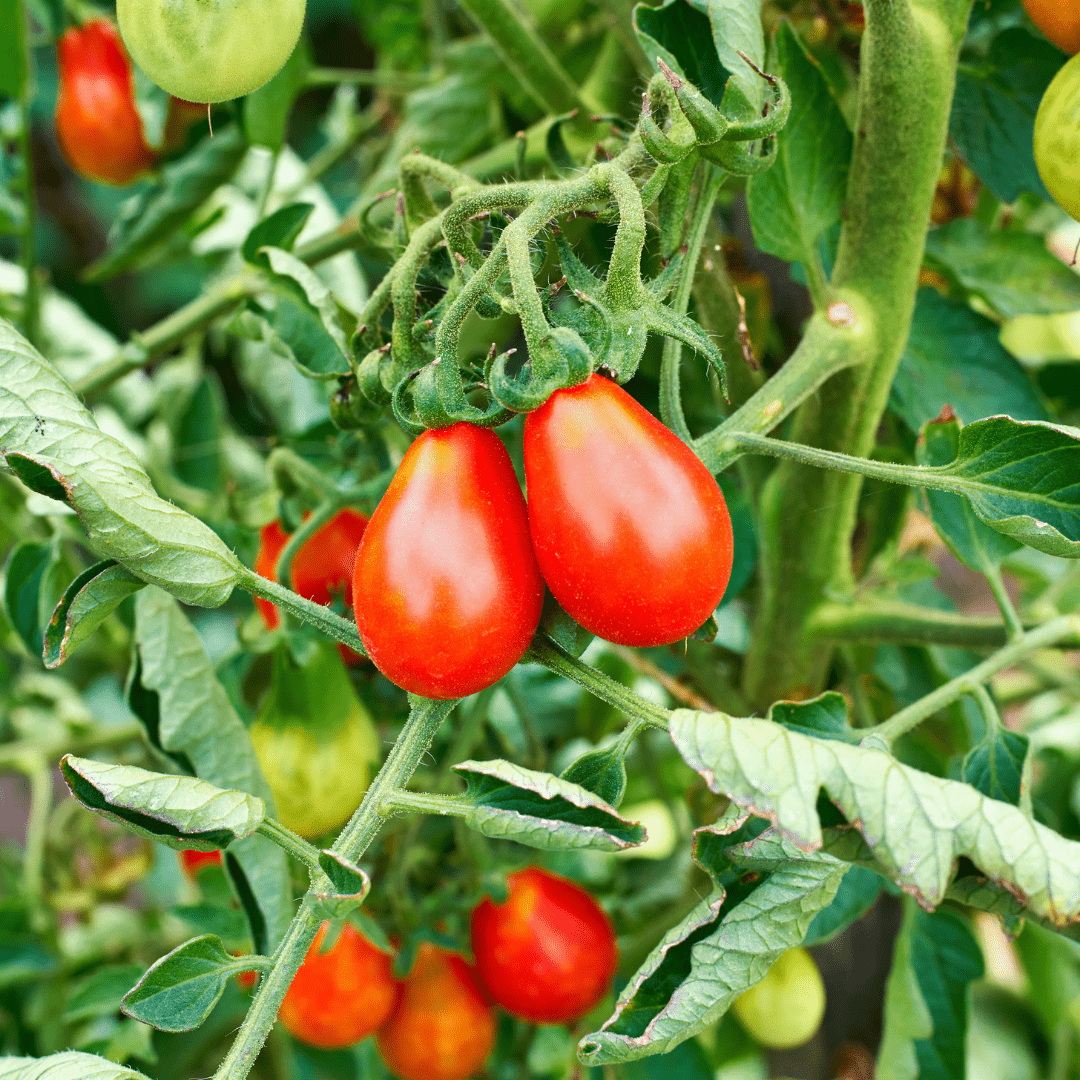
278, 922, 397, 1050
353, 423, 544, 699
1035, 53, 1080, 220
55, 20, 156, 186
178, 849, 221, 877
524, 375, 733, 647
254, 508, 367, 663
470, 866, 617, 1024
375, 944, 495, 1080
1024, 0, 1080, 54
116, 0, 307, 104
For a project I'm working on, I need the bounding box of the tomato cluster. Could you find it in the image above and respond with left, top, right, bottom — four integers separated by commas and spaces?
276, 867, 614, 1077
353, 375, 733, 698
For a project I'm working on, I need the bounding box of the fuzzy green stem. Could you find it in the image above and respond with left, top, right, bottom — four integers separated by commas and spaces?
982, 561, 1025, 643
237, 566, 368, 658
256, 818, 322, 871
524, 635, 671, 728
866, 615, 1080, 745
659, 164, 722, 441
212, 697, 455, 1080
739, 0, 974, 708
456, 0, 583, 115
385, 789, 471, 816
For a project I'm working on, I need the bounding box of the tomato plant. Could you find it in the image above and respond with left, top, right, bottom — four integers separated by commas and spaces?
3, 1, 1080, 1079
115, 0, 308, 103
353, 422, 544, 698
278, 922, 397, 1049
375, 943, 496, 1080
524, 373, 734, 646
470, 865, 617, 1023
54, 18, 156, 185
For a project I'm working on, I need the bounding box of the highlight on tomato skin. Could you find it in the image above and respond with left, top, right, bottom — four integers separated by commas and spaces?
1024, 0, 1080, 55
523, 373, 734, 648
353, 422, 545, 699
278, 921, 397, 1050
470, 865, 618, 1024
253, 507, 368, 663
54, 19, 157, 186
177, 849, 221, 877
375, 942, 496, 1080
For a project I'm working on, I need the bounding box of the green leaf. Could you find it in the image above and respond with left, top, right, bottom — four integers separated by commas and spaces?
3, 540, 60, 658
455, 759, 646, 851
634, 0, 729, 106
314, 851, 372, 919
579, 828, 846, 1063
917, 414, 1022, 571
44, 561, 145, 669
961, 724, 1029, 807
0, 319, 243, 607
770, 690, 860, 744
804, 865, 885, 947
133, 588, 290, 953
924, 218, 1080, 318
243, 43, 309, 151
746, 21, 851, 267
63, 965, 147, 1023
949, 28, 1061, 204
0, 1052, 153, 1079
890, 289, 1049, 431
929, 415, 1080, 559
61, 756, 266, 850
0, 0, 26, 98
241, 203, 316, 267
122, 935, 261, 1032
235, 248, 352, 379
670, 707, 1080, 923
684, 0, 767, 112
170, 904, 251, 950
877, 901, 983, 1080
85, 127, 248, 281
560, 744, 628, 807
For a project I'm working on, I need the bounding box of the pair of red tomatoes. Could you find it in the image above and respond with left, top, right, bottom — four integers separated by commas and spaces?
354, 374, 734, 699
277, 867, 616, 1079
55, 19, 204, 186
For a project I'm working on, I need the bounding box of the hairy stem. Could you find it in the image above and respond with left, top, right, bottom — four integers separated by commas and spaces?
866, 615, 1080, 745
740, 0, 976, 707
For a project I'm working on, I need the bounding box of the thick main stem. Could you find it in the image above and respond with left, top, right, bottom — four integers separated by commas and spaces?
212, 697, 455, 1080
741, 0, 974, 708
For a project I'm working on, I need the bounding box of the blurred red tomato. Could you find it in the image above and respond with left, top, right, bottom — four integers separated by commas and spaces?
178, 849, 221, 877
55, 19, 156, 185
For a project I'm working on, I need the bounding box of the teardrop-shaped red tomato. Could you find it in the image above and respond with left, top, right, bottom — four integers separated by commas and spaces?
55, 19, 157, 186
524, 374, 733, 647
353, 423, 544, 699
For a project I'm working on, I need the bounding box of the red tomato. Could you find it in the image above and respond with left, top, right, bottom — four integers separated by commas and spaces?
278, 922, 397, 1049
353, 423, 544, 699
178, 849, 221, 877
254, 508, 368, 663
375, 943, 496, 1080
524, 374, 733, 647
1024, 0, 1080, 54
470, 866, 617, 1024
55, 19, 156, 185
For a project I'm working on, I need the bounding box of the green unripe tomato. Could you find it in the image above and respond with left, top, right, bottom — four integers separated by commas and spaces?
732, 947, 826, 1049
1035, 52, 1080, 221
116, 0, 306, 103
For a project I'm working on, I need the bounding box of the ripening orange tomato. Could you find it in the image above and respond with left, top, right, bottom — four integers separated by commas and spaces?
375, 944, 496, 1080
55, 19, 156, 185
1024, 0, 1080, 54
253, 508, 368, 663
278, 922, 397, 1049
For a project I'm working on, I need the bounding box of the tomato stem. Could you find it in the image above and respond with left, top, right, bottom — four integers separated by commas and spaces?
257, 818, 322, 871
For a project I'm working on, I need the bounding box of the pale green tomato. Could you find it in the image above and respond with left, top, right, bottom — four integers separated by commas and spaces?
732, 947, 826, 1049
116, 0, 306, 104
1035, 52, 1080, 221
251, 703, 379, 838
